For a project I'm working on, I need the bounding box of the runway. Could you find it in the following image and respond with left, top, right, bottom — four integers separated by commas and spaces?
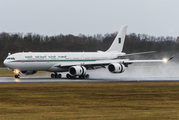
1, 65, 179, 83
1, 76, 179, 83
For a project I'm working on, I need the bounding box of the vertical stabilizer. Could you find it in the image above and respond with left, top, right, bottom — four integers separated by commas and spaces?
106, 25, 127, 52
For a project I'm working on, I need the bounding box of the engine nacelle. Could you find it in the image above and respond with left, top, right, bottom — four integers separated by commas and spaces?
108, 63, 125, 73
69, 66, 86, 76
21, 71, 37, 75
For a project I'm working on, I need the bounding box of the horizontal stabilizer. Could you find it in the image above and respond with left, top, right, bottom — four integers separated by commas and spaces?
119, 51, 156, 57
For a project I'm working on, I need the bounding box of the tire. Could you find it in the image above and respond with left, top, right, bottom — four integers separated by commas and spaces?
15, 75, 20, 78
51, 74, 55, 78
79, 75, 84, 79
58, 74, 62, 78
66, 74, 71, 79
85, 74, 89, 79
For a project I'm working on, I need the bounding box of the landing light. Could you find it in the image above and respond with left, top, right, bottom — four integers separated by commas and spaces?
13, 69, 20, 74
163, 58, 168, 63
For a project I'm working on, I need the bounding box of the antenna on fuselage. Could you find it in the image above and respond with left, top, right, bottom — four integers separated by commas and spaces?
8, 53, 11, 56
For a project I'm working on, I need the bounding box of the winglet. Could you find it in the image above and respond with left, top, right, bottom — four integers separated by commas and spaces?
163, 56, 174, 63
168, 55, 174, 61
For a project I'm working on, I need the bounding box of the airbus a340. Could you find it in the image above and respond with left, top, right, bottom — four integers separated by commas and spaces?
3, 26, 172, 79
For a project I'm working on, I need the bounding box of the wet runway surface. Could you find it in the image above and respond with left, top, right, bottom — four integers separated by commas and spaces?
1, 76, 179, 83
1, 64, 179, 83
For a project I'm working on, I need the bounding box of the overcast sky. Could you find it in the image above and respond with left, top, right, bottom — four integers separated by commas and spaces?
0, 0, 179, 37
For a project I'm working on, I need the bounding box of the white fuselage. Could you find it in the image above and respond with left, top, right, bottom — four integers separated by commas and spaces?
4, 52, 124, 72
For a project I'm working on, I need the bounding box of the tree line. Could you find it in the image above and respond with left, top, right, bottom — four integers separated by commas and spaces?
0, 32, 178, 66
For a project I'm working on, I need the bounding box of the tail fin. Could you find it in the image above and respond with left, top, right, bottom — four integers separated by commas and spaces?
106, 25, 127, 52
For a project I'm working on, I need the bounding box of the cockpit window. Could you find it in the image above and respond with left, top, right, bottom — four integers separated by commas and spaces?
6, 57, 15, 60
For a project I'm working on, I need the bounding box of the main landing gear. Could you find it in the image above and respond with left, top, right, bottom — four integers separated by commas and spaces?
66, 73, 89, 79
51, 72, 62, 78
51, 72, 89, 79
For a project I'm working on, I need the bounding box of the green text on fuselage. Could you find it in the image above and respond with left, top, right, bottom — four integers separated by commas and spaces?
25, 55, 67, 59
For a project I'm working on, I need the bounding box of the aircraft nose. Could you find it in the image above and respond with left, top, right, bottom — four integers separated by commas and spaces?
3, 59, 14, 70
3, 59, 8, 67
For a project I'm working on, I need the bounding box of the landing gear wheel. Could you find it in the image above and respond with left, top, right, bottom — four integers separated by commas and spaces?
66, 74, 76, 79
79, 76, 82, 79
51, 73, 62, 78
57, 74, 62, 78
79, 74, 89, 79
66, 74, 71, 79
85, 74, 89, 79
15, 74, 20, 78
51, 74, 55, 78
79, 75, 85, 79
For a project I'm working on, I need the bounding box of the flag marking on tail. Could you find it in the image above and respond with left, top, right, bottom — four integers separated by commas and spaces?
118, 38, 121, 44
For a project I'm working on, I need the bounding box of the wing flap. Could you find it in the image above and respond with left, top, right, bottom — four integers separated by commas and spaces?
57, 59, 129, 67
126, 59, 164, 63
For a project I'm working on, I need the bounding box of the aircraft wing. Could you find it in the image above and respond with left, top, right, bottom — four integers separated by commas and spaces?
57, 59, 129, 67
125, 56, 174, 64
55, 56, 173, 68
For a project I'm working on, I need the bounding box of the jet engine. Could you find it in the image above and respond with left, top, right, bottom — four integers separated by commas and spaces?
108, 63, 125, 73
69, 66, 86, 76
21, 71, 37, 75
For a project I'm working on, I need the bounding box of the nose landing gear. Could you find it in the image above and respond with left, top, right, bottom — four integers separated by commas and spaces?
15, 74, 20, 78
14, 69, 20, 78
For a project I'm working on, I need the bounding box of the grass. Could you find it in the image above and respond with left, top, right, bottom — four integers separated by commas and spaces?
0, 82, 179, 119
0, 68, 14, 77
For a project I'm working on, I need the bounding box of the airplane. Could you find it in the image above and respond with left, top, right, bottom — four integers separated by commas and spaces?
3, 26, 173, 79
